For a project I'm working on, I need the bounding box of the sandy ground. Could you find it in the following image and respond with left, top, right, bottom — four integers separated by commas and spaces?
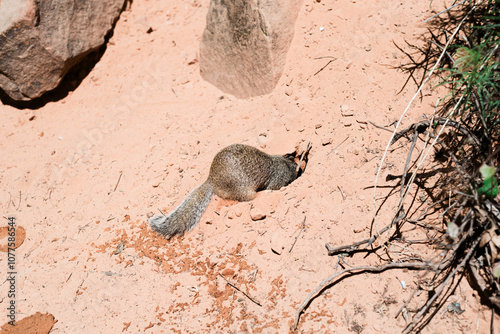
1, 0, 499, 333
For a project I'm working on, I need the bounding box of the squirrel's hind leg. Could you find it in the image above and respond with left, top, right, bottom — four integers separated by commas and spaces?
215, 185, 257, 202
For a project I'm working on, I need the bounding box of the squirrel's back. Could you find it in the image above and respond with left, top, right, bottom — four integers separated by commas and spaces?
208, 144, 297, 201
149, 144, 297, 239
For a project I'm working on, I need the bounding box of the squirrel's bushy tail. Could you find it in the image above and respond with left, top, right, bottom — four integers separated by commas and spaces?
149, 182, 213, 239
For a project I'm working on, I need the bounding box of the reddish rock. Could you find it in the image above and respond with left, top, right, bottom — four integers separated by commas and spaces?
0, 0, 126, 101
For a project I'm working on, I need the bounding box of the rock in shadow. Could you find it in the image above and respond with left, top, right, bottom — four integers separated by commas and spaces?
0, 45, 107, 110
0, 0, 131, 109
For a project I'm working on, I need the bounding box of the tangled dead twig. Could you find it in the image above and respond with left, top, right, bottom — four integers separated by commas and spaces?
391, 117, 481, 147
296, 111, 498, 331
325, 223, 391, 255
403, 237, 481, 333
293, 261, 436, 330
371, 7, 474, 236
295, 2, 500, 331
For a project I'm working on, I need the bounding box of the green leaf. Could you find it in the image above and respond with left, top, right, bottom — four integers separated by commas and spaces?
478, 164, 499, 198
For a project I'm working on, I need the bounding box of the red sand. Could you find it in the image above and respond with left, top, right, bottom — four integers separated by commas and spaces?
1, 0, 498, 333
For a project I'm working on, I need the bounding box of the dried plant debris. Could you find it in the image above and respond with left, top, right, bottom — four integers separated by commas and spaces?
294, 1, 500, 332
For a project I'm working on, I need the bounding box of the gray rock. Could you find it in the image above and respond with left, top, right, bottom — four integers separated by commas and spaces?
200, 0, 303, 99
0, 0, 126, 101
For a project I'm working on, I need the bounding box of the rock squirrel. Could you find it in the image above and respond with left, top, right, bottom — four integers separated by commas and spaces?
149, 143, 298, 239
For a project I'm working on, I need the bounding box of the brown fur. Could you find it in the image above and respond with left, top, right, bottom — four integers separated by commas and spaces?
149, 144, 297, 239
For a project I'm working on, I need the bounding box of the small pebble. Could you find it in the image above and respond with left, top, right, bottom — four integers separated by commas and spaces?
321, 136, 332, 146
233, 207, 243, 217
250, 208, 266, 221
270, 231, 286, 255
257, 134, 268, 146
221, 268, 235, 276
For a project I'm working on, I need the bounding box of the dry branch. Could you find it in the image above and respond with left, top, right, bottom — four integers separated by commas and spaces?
293, 261, 434, 331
